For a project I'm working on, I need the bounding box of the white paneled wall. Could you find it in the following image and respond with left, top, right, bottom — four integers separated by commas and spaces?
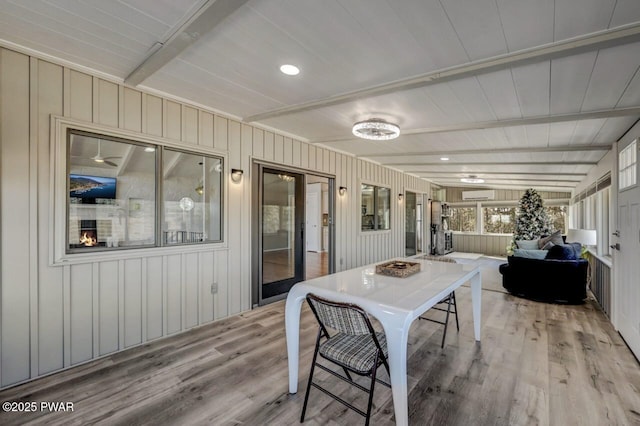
0, 47, 430, 388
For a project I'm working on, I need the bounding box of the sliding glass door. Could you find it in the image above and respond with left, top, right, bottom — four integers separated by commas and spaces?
256, 167, 305, 302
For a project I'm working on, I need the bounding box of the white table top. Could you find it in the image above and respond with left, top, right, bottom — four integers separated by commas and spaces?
293, 257, 479, 320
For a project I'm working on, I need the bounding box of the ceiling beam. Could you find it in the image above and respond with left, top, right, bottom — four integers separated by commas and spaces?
385, 161, 597, 167
245, 22, 640, 123
312, 107, 640, 143
430, 182, 576, 190
357, 144, 612, 159
125, 0, 250, 86
423, 177, 581, 183
404, 171, 587, 176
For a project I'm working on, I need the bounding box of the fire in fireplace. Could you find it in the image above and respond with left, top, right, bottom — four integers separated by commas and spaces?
79, 230, 98, 247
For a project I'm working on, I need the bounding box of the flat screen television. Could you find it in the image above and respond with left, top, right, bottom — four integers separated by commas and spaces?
69, 174, 117, 200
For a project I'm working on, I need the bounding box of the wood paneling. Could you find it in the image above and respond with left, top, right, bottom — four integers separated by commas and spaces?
0, 49, 31, 385
0, 46, 431, 388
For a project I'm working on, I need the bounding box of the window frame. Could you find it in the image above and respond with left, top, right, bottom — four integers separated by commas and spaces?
52, 116, 229, 265
447, 205, 478, 234
619, 139, 637, 192
360, 182, 391, 232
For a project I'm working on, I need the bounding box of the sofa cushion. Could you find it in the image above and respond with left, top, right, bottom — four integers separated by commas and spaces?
538, 230, 563, 249
513, 249, 548, 259
545, 244, 578, 260
516, 239, 539, 250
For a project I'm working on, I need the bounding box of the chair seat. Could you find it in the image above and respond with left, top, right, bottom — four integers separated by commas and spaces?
319, 332, 388, 374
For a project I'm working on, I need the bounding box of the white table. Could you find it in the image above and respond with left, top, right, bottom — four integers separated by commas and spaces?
285, 258, 482, 426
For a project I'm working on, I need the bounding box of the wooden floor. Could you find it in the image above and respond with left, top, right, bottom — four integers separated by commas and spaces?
1, 286, 639, 425
305, 251, 328, 280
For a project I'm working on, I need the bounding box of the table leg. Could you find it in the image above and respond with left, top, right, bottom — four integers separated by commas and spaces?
285, 292, 304, 393
383, 324, 410, 426
471, 270, 482, 341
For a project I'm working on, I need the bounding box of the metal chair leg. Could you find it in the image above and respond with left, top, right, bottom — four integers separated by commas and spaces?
301, 329, 323, 422
452, 291, 459, 331
441, 294, 453, 348
364, 351, 380, 426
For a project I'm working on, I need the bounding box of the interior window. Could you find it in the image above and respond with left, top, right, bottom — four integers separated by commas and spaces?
361, 184, 390, 231
67, 130, 223, 253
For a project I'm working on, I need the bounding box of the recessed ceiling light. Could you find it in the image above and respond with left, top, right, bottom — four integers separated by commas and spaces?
144, 147, 156, 152
280, 64, 300, 76
460, 175, 485, 184
440, 157, 449, 161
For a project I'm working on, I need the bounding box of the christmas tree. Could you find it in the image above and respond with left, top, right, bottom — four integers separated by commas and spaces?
513, 188, 552, 241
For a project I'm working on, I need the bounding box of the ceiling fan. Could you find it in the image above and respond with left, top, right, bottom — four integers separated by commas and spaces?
73, 139, 121, 167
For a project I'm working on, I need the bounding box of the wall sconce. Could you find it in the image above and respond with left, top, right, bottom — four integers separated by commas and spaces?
339, 186, 347, 196
231, 168, 243, 183
398, 193, 404, 202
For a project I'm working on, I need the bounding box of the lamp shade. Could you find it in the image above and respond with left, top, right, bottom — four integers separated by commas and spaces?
567, 229, 596, 246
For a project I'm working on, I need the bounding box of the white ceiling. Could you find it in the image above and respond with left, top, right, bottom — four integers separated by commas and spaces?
3, 0, 640, 191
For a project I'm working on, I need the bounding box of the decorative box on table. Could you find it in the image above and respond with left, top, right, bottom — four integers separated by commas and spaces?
375, 260, 421, 278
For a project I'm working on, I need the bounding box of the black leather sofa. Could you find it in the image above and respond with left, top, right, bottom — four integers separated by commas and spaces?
499, 256, 588, 304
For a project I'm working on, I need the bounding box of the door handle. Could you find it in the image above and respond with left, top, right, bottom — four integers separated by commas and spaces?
610, 243, 620, 250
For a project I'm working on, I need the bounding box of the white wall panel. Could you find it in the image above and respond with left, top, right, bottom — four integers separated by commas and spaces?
98, 261, 119, 356
36, 59, 65, 376
184, 253, 199, 329
0, 49, 31, 386
124, 259, 143, 348
166, 255, 182, 335
70, 264, 93, 365
146, 256, 163, 340
122, 88, 142, 132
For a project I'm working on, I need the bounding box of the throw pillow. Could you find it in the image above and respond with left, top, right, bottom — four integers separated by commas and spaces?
516, 239, 539, 250
513, 249, 548, 259
545, 244, 577, 260
538, 230, 563, 249
567, 242, 583, 258
541, 241, 555, 250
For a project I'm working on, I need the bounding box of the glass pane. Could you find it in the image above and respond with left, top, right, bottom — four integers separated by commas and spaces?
262, 172, 297, 284
377, 187, 390, 230
405, 192, 417, 256
68, 132, 156, 251
361, 184, 375, 230
163, 150, 223, 245
449, 207, 477, 232
483, 207, 516, 234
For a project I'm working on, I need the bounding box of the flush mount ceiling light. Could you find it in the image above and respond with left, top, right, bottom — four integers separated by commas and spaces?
440, 157, 450, 161
280, 64, 300, 76
352, 119, 400, 141
460, 175, 485, 184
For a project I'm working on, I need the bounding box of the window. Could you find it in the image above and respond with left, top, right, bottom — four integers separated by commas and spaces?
482, 207, 516, 234
545, 206, 567, 233
448, 207, 476, 233
619, 139, 637, 190
361, 184, 390, 231
162, 149, 223, 244
67, 130, 223, 253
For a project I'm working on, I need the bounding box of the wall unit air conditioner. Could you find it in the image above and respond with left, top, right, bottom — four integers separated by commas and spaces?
462, 190, 495, 201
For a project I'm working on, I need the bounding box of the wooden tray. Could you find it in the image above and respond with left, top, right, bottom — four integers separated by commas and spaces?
375, 260, 421, 278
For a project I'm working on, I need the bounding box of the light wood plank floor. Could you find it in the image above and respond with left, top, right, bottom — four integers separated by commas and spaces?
1, 288, 639, 425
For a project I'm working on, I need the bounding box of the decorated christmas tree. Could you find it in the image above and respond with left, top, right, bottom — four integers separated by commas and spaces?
513, 188, 552, 241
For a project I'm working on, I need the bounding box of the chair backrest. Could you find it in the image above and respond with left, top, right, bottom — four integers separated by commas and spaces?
306, 294, 373, 336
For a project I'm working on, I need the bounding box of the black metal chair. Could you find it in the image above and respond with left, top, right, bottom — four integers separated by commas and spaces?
418, 256, 460, 348
301, 293, 391, 425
